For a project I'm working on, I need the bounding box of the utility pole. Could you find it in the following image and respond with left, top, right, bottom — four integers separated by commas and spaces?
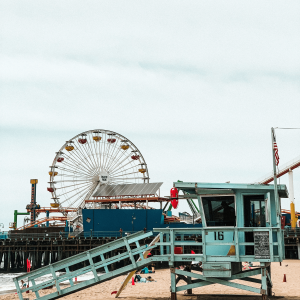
288, 170, 297, 228
271, 128, 280, 226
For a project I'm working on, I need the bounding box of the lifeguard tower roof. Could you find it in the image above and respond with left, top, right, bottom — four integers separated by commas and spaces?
174, 182, 288, 198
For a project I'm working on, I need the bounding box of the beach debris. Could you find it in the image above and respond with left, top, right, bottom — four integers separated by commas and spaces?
283, 274, 287, 282
243, 262, 252, 270
111, 291, 117, 295
285, 264, 288, 267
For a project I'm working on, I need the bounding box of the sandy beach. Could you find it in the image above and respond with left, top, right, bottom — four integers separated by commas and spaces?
1, 260, 300, 300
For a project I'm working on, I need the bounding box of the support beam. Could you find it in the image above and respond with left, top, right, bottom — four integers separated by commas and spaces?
170, 268, 177, 300
289, 170, 297, 228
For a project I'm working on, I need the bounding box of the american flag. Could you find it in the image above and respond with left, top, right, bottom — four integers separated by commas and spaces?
273, 142, 279, 166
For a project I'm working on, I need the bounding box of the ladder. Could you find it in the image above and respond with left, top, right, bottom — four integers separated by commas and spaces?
13, 231, 161, 300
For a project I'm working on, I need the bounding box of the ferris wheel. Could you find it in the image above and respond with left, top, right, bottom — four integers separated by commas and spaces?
47, 129, 149, 215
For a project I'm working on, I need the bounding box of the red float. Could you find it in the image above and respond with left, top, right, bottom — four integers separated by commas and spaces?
170, 187, 179, 209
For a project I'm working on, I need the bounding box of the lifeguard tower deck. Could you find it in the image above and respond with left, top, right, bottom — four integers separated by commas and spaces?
13, 181, 287, 300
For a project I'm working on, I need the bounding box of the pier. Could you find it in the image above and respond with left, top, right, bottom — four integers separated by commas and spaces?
0, 230, 201, 273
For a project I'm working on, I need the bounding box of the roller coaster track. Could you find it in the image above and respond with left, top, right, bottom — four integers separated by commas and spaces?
254, 154, 300, 184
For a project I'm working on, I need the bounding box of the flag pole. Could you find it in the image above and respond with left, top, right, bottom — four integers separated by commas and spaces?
271, 127, 280, 226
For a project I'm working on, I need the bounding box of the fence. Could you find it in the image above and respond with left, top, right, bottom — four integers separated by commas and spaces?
154, 227, 284, 263
2, 230, 149, 240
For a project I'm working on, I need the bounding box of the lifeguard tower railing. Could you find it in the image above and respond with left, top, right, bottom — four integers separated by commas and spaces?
155, 227, 283, 263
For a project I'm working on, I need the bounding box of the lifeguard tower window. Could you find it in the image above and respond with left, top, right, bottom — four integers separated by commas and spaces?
244, 195, 266, 227
202, 196, 236, 226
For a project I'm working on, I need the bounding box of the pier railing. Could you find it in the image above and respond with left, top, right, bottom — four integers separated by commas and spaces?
3, 228, 299, 241
284, 227, 300, 236
4, 230, 150, 240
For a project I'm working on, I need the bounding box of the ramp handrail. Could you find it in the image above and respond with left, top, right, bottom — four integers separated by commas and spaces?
14, 231, 158, 300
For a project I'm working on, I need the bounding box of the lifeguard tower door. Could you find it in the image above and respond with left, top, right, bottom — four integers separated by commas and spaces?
244, 194, 268, 255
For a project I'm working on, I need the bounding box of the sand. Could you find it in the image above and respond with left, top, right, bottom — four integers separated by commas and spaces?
1, 260, 300, 300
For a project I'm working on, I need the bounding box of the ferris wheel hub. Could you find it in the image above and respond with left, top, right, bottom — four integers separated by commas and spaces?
99, 171, 110, 183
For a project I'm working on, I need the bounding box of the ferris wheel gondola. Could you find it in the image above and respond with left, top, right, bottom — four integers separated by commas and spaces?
48, 130, 149, 216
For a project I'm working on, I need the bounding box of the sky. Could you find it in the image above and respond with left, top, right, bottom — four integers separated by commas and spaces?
0, 1, 300, 230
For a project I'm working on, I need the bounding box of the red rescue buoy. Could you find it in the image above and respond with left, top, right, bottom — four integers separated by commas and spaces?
170, 187, 179, 209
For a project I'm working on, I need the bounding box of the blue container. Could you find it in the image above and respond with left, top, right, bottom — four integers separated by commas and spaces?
82, 209, 202, 237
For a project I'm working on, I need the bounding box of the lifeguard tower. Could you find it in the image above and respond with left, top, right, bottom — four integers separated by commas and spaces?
152, 127, 287, 299
155, 181, 287, 299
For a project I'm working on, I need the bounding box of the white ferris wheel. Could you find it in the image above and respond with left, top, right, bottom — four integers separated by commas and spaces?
47, 130, 149, 215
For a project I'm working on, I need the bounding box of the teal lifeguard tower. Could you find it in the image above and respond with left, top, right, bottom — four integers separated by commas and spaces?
152, 127, 286, 299
155, 180, 287, 299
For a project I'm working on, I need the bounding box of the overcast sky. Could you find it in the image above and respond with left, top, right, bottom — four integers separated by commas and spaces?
1, 1, 300, 230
